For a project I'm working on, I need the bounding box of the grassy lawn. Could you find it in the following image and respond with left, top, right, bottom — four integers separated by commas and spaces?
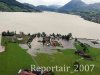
0, 37, 100, 75
33, 41, 100, 75
0, 43, 35, 75
34, 49, 100, 75
1, 35, 29, 45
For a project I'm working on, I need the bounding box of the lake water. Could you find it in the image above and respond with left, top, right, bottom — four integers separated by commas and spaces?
0, 12, 100, 39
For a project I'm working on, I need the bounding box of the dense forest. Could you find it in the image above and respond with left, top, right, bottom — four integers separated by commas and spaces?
65, 9, 100, 24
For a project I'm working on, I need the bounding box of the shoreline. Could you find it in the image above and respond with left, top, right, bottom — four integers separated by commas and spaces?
0, 32, 100, 41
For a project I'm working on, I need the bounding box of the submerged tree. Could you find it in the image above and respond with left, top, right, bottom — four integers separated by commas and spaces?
37, 32, 41, 38
42, 37, 46, 46
42, 32, 46, 37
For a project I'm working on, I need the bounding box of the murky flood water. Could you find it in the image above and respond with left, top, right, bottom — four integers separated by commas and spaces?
0, 12, 100, 39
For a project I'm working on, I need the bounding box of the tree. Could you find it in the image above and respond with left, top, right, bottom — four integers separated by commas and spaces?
75, 38, 78, 42
2, 31, 6, 36
42, 37, 46, 46
2, 31, 15, 36
37, 33, 41, 38
15, 31, 16, 35
52, 33, 55, 37
7, 30, 10, 36
28, 33, 30, 36
42, 32, 46, 37
68, 33, 72, 38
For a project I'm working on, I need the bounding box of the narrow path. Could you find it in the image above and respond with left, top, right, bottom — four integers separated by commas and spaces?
0, 34, 5, 52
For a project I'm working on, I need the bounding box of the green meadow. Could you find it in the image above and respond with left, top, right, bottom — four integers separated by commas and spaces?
0, 37, 100, 75
0, 43, 35, 75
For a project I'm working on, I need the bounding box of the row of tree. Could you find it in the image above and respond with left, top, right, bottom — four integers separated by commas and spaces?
35, 32, 72, 40
2, 31, 16, 36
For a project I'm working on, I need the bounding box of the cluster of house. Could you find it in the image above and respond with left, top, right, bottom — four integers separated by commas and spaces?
42, 36, 63, 47
18, 69, 54, 75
